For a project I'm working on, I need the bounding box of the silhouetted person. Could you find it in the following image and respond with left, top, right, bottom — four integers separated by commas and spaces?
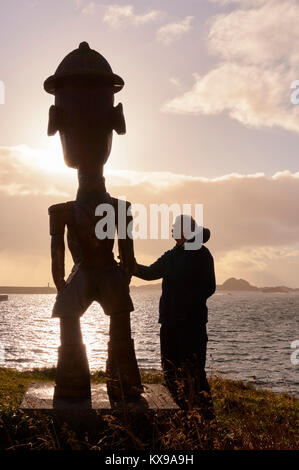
134, 215, 216, 413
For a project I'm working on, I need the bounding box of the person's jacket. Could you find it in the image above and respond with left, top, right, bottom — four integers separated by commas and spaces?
135, 240, 216, 325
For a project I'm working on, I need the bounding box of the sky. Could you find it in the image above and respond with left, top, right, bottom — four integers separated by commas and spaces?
0, 0, 299, 287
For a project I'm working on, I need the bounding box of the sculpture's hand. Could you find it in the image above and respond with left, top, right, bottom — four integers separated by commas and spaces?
56, 279, 66, 292
117, 254, 122, 269
117, 255, 134, 285
124, 257, 138, 277
119, 264, 130, 284
132, 258, 138, 275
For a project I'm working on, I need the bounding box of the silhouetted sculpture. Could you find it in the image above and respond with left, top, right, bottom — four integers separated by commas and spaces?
134, 215, 216, 413
44, 42, 142, 404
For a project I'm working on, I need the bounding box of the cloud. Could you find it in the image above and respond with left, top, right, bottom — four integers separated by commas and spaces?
164, 0, 299, 132
208, 0, 299, 67
156, 16, 194, 46
210, 0, 267, 5
2, 146, 299, 252
215, 245, 299, 287
162, 65, 299, 132
73, 0, 84, 8
103, 4, 162, 30
169, 77, 182, 88
1, 144, 299, 287
81, 1, 95, 16
0, 144, 75, 196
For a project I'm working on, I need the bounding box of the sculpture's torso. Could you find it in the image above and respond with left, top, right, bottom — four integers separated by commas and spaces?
49, 192, 119, 267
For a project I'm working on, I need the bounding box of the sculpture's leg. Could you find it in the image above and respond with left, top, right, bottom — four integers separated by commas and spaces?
106, 311, 143, 403
54, 316, 91, 400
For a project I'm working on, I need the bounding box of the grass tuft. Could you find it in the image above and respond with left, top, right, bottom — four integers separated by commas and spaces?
0, 367, 298, 450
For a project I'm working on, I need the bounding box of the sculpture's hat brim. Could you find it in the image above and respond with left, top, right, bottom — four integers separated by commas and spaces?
44, 72, 124, 94
44, 42, 124, 94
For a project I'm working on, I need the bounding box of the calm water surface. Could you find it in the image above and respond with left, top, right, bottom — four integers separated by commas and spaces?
0, 289, 298, 395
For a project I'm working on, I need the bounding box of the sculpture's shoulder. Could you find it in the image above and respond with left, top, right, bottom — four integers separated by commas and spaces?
110, 197, 132, 215
110, 197, 131, 208
48, 201, 74, 235
48, 201, 74, 214
110, 198, 132, 227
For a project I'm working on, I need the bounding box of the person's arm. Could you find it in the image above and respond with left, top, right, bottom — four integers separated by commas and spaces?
193, 249, 216, 300
205, 252, 216, 299
134, 251, 169, 281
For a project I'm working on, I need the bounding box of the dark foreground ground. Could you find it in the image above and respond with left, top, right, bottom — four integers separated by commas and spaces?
0, 367, 298, 450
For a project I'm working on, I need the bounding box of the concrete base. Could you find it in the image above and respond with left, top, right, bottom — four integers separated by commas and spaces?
20, 382, 179, 415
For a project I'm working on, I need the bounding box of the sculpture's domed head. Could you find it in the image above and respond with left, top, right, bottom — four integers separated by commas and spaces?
44, 41, 124, 94
44, 42, 126, 171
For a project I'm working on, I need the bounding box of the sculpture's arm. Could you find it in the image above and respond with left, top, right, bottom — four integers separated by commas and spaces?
51, 234, 66, 291
48, 204, 68, 292
117, 200, 136, 282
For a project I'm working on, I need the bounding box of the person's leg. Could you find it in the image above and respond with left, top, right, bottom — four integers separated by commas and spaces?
177, 322, 213, 413
195, 325, 211, 394
193, 334, 214, 418
160, 323, 181, 403
106, 311, 143, 403
173, 324, 196, 409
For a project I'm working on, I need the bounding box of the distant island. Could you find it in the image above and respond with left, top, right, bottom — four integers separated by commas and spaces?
131, 277, 299, 293
218, 278, 299, 293
0, 277, 298, 294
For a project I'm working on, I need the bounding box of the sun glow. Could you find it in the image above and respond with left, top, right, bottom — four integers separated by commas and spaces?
37, 136, 71, 175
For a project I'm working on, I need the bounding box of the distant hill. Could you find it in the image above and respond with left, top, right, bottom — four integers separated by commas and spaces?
217, 278, 298, 293
131, 277, 299, 293
218, 278, 259, 291
1, 278, 298, 295
131, 283, 161, 291
259, 286, 299, 293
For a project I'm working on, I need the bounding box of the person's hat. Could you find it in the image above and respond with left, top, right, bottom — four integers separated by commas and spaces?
44, 42, 124, 94
173, 215, 211, 243
202, 227, 210, 244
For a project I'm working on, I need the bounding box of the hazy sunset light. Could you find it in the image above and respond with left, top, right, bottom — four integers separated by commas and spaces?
0, 0, 299, 288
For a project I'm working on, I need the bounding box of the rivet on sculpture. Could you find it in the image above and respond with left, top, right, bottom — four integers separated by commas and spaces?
44, 42, 143, 404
